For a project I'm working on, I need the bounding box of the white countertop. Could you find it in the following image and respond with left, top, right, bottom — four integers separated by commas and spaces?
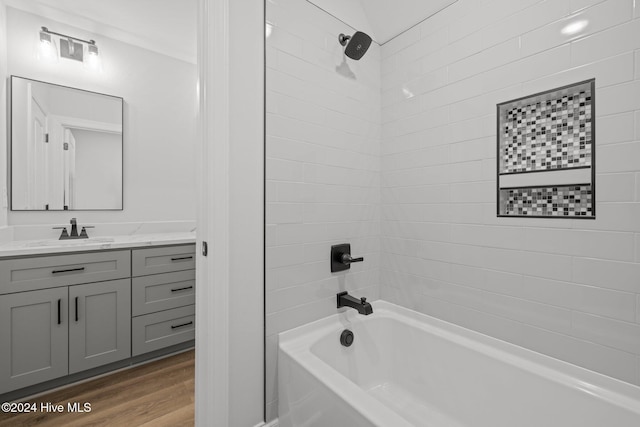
0, 232, 196, 258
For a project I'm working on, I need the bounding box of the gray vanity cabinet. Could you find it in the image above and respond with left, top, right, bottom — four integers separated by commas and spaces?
0, 287, 69, 394
0, 244, 194, 397
68, 279, 131, 374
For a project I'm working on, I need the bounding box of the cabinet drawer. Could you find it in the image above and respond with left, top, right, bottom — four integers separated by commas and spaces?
0, 251, 131, 295
132, 305, 195, 356
132, 270, 195, 316
132, 245, 195, 277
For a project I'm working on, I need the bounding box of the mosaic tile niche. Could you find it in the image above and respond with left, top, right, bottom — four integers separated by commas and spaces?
502, 185, 593, 217
497, 79, 595, 218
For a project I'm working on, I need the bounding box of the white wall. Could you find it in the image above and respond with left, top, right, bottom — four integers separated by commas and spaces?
381, 0, 640, 385
265, 0, 381, 420
0, 0, 9, 230
5, 7, 196, 226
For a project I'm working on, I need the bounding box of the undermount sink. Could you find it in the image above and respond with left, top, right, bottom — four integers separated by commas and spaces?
25, 237, 115, 247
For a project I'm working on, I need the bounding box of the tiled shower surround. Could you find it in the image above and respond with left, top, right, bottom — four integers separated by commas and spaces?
265, 0, 381, 418
381, 0, 640, 388
266, 0, 640, 422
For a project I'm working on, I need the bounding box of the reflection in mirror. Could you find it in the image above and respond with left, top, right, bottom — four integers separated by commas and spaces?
11, 76, 123, 211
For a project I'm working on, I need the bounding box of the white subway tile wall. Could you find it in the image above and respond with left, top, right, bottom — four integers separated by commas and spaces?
381, 0, 640, 386
265, 0, 381, 419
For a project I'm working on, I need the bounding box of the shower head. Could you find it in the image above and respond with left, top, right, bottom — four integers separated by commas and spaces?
338, 31, 372, 60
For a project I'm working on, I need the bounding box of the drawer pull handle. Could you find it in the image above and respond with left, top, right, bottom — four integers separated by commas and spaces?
171, 256, 193, 262
171, 321, 193, 330
171, 285, 194, 293
52, 267, 85, 274
57, 299, 62, 325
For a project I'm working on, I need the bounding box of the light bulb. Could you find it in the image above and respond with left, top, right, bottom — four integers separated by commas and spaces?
38, 29, 58, 62
84, 43, 102, 72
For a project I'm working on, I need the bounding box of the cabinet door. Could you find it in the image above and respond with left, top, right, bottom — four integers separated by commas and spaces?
0, 288, 68, 394
68, 279, 131, 374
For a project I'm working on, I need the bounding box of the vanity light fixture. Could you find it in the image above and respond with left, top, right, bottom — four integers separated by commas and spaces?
38, 27, 101, 70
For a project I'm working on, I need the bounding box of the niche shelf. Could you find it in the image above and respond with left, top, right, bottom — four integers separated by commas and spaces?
496, 79, 595, 219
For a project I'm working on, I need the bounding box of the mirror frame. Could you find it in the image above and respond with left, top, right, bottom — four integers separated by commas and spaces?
9, 75, 124, 211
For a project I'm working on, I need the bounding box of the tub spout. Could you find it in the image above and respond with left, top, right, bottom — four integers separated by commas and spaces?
337, 291, 373, 315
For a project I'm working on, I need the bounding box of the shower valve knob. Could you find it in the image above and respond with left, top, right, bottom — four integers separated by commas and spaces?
331, 243, 364, 272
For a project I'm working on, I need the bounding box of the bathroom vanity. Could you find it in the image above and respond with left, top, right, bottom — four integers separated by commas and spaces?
0, 237, 195, 399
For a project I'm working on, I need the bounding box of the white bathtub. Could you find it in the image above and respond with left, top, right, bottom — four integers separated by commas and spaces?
278, 301, 640, 427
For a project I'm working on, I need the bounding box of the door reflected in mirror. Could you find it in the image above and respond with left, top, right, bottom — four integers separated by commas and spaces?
10, 76, 123, 211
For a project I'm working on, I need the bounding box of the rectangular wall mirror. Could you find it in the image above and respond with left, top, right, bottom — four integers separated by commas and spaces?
10, 75, 123, 211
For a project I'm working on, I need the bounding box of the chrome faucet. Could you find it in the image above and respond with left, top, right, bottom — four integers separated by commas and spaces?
337, 291, 373, 315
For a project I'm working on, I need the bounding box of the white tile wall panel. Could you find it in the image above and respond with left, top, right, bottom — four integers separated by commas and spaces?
450, 224, 526, 251
570, 203, 640, 232
520, 0, 633, 58
596, 112, 635, 145
483, 45, 571, 93
481, 0, 572, 49
450, 181, 494, 203
523, 228, 634, 261
265, 158, 304, 182
596, 173, 636, 202
448, 203, 485, 225
381, 25, 421, 61
522, 51, 635, 96
571, 19, 640, 66
382, 124, 452, 155
570, 0, 608, 14
450, 85, 520, 123
596, 80, 640, 115
449, 114, 495, 143
381, 204, 451, 224
266, 203, 304, 224
382, 145, 450, 171
450, 0, 534, 44
571, 311, 640, 354
383, 164, 452, 187
635, 111, 640, 139
598, 141, 640, 173
572, 258, 640, 292
521, 276, 637, 322
449, 38, 521, 83
518, 323, 638, 384
450, 137, 494, 162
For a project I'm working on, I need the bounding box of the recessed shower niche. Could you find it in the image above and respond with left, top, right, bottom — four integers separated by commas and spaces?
497, 79, 595, 218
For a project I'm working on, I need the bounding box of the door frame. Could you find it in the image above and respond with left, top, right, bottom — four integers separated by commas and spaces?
195, 0, 265, 426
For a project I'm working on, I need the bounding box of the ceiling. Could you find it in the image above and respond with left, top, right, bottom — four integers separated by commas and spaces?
4, 0, 197, 63
308, 0, 459, 44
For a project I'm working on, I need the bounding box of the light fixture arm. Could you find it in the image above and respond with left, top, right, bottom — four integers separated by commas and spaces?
41, 27, 96, 46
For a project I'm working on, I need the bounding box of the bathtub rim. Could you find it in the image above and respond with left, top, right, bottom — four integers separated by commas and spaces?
278, 300, 640, 425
